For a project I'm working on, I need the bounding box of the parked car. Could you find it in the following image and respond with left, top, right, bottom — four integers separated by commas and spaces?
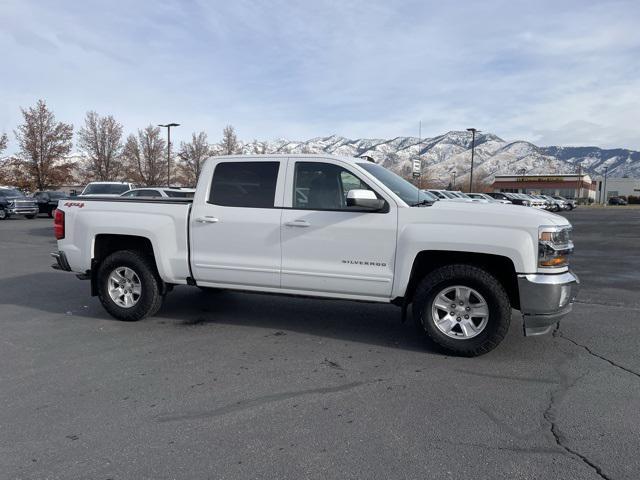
449, 191, 490, 203
609, 196, 628, 206
33, 191, 69, 217
427, 189, 473, 203
539, 195, 568, 212
0, 187, 38, 220
469, 193, 512, 204
120, 187, 196, 199
487, 192, 530, 206
519, 194, 547, 209
52, 154, 579, 357
553, 196, 576, 210
80, 182, 136, 197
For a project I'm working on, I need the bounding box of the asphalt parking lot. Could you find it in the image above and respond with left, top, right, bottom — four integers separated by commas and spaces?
1, 207, 639, 480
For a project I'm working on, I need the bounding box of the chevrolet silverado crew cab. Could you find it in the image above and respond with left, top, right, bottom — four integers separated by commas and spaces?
52, 155, 579, 356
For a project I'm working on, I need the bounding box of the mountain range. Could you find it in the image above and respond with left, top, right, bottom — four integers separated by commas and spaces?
231, 132, 640, 186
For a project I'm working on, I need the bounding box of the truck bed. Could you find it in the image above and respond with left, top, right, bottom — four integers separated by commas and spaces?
58, 196, 193, 284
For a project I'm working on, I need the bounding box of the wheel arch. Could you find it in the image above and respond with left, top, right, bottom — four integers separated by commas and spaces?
401, 250, 520, 310
90, 234, 165, 296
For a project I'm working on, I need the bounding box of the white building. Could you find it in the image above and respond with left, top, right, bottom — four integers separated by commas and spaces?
594, 177, 640, 203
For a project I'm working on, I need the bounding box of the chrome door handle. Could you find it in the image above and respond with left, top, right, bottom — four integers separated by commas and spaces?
195, 216, 219, 224
285, 219, 311, 227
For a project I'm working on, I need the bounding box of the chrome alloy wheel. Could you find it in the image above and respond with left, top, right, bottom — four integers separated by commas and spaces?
108, 267, 142, 308
431, 285, 489, 339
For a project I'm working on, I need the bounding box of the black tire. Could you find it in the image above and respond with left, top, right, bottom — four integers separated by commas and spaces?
413, 264, 511, 357
97, 250, 163, 321
0, 208, 7, 220
25, 214, 35, 219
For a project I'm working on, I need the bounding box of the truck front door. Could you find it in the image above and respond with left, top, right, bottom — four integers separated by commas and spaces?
280, 159, 397, 299
190, 159, 285, 289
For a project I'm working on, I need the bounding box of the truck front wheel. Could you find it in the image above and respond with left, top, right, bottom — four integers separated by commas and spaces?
97, 250, 163, 321
413, 264, 511, 357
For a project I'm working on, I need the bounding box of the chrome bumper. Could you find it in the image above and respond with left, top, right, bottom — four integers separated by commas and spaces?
517, 271, 580, 336
8, 206, 38, 215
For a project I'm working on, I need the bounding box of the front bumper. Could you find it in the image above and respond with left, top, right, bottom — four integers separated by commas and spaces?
518, 271, 580, 336
7, 206, 38, 215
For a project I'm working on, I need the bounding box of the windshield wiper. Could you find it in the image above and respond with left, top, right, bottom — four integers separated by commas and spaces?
410, 199, 435, 207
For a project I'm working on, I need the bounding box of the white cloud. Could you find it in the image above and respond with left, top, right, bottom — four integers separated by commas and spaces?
0, 0, 639, 150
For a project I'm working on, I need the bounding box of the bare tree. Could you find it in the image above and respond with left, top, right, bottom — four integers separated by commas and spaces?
251, 139, 268, 154
13, 99, 74, 190
0, 133, 7, 156
122, 125, 166, 186
78, 111, 123, 181
178, 131, 210, 185
220, 125, 239, 155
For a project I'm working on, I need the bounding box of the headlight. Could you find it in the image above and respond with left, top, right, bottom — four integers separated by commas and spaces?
538, 226, 573, 268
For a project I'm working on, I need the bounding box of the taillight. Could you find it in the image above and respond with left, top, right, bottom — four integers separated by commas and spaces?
54, 209, 65, 240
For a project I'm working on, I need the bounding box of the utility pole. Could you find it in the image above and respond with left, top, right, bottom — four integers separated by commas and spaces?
158, 123, 180, 186
452, 171, 457, 189
418, 121, 422, 189
467, 128, 479, 192
603, 166, 609, 206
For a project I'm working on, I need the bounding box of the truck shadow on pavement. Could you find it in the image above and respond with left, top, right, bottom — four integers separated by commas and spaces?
1, 272, 526, 355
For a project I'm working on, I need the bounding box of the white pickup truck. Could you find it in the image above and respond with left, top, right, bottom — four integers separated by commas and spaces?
52, 154, 579, 356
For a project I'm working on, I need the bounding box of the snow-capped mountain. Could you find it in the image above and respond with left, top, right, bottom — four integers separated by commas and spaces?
231, 131, 640, 186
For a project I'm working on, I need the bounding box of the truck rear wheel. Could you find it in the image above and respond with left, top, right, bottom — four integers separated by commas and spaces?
97, 250, 163, 321
413, 264, 511, 357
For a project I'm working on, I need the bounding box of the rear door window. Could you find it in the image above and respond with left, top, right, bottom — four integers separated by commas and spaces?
209, 162, 280, 208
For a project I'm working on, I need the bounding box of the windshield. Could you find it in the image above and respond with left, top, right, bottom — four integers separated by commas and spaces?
357, 162, 433, 206
454, 191, 472, 199
0, 189, 25, 198
82, 183, 130, 195
48, 191, 67, 199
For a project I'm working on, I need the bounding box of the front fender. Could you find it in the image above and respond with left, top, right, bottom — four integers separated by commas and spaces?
392, 223, 536, 298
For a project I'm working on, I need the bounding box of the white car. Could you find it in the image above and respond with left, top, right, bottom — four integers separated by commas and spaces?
121, 187, 196, 199
468, 193, 512, 204
451, 191, 490, 203
80, 182, 137, 197
427, 189, 473, 203
52, 154, 579, 357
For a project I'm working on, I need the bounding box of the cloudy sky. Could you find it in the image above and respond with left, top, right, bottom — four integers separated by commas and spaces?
1, 0, 639, 151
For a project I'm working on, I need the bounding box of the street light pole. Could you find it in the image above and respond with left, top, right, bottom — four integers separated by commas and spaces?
466, 128, 479, 192
603, 166, 609, 206
452, 171, 457, 189
158, 123, 180, 187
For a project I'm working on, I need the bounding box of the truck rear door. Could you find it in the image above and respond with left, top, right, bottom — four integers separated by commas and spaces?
189, 159, 286, 289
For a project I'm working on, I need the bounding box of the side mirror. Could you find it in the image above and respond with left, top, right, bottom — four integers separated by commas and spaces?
346, 189, 386, 211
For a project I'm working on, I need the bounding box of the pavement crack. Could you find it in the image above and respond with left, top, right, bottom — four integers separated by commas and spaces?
321, 358, 344, 370
157, 380, 368, 423
556, 330, 640, 379
543, 360, 611, 480
456, 369, 558, 385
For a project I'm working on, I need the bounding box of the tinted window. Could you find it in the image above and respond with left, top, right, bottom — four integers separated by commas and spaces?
134, 190, 162, 197
166, 190, 194, 198
0, 189, 24, 198
293, 162, 378, 210
83, 184, 131, 195
209, 162, 279, 208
